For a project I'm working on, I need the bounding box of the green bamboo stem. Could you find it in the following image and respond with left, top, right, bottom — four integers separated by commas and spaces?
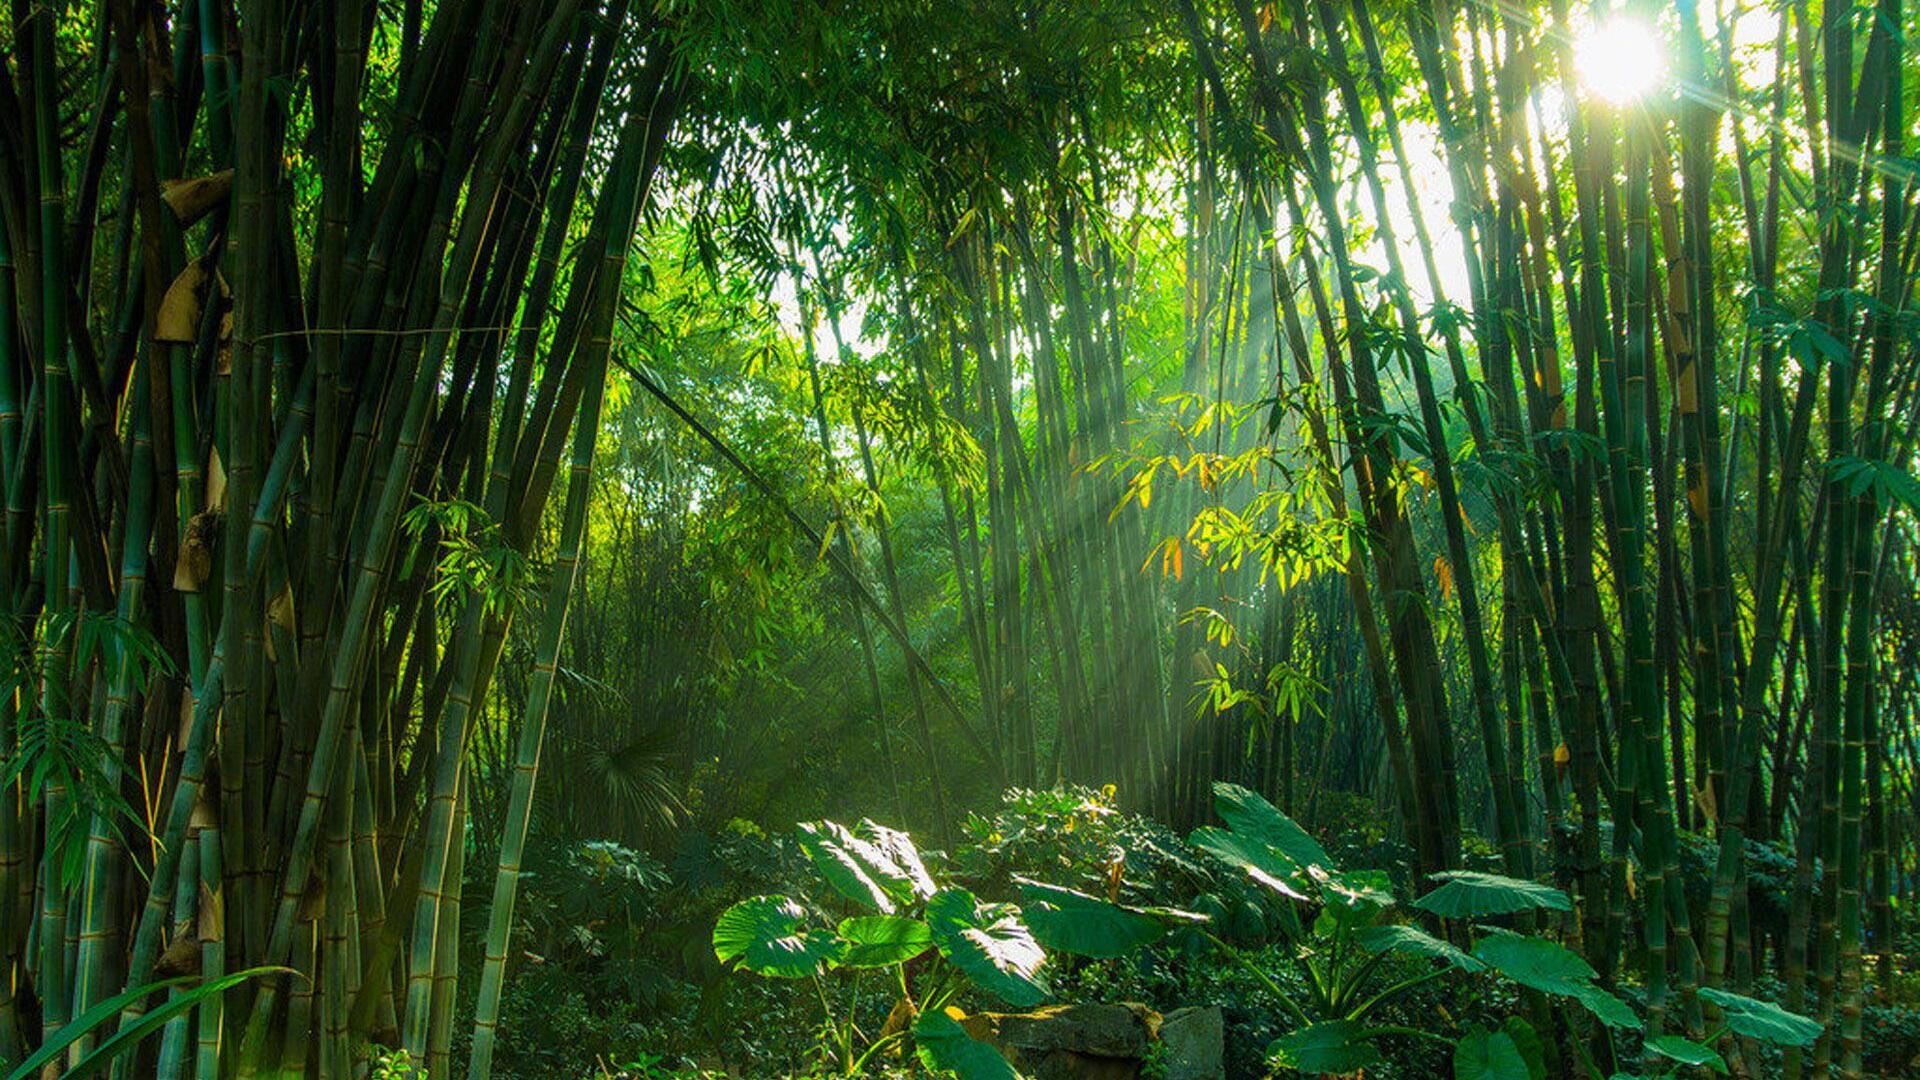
153, 820, 200, 1080
234, 5, 588, 1069
1301, 0, 1526, 877
466, 71, 671, 1075
25, 0, 76, 1050
196, 803, 225, 1080
72, 363, 157, 1036
321, 740, 359, 1079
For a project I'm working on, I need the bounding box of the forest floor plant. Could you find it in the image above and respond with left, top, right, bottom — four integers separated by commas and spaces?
1189, 783, 1825, 1080
712, 817, 1199, 1078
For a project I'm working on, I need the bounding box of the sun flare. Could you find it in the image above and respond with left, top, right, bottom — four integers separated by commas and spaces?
1574, 18, 1666, 104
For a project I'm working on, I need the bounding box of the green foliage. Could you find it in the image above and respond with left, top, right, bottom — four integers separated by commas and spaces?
1828, 454, 1920, 514
713, 895, 849, 979
1210, 783, 1334, 872
1412, 871, 1574, 919
836, 915, 933, 969
1643, 1034, 1729, 1074
1014, 879, 1172, 959
1696, 986, 1826, 1047
502, 839, 678, 1007
925, 888, 1049, 1008
368, 1047, 429, 1079
797, 819, 936, 913
1863, 1003, 1920, 1076
401, 496, 541, 620
1355, 924, 1486, 973
3, 968, 282, 1080
1184, 782, 1690, 1074
0, 611, 170, 888
912, 1010, 1018, 1080
1267, 1020, 1383, 1073
951, 786, 1205, 909
1471, 931, 1635, 1028
711, 814, 1189, 1073
1452, 1026, 1537, 1080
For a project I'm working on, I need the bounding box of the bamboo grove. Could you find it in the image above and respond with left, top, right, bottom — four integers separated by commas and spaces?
1, 0, 681, 1073
2, 0, 1918, 1076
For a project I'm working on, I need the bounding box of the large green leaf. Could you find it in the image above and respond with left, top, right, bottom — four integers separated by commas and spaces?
1501, 1017, 1549, 1080
1472, 930, 1598, 993
1472, 931, 1635, 1028
1413, 871, 1572, 918
1568, 984, 1639, 1029
713, 895, 848, 979
837, 915, 933, 969
1644, 1034, 1729, 1074
913, 1009, 1019, 1080
857, 819, 938, 899
1312, 867, 1397, 937
1355, 924, 1486, 972
798, 820, 911, 913
927, 888, 1048, 1007
1212, 782, 1333, 871
1698, 987, 1824, 1047
1266, 1020, 1381, 1074
1317, 867, 1395, 910
1454, 1027, 1532, 1080
1188, 825, 1309, 899
1015, 879, 1165, 959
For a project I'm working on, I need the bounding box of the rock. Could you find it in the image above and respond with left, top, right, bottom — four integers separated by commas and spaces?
962, 1003, 1156, 1079
959, 1002, 1224, 1080
1158, 1006, 1225, 1080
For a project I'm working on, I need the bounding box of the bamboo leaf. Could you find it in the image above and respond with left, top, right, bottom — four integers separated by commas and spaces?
5, 967, 285, 1080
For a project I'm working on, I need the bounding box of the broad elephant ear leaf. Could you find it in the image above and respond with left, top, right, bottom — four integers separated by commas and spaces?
1413, 871, 1572, 918
1188, 826, 1309, 899
713, 895, 847, 979
1211, 782, 1333, 871
1567, 984, 1639, 1029
1453, 1027, 1533, 1080
798, 820, 908, 913
1644, 1034, 1729, 1074
1472, 931, 1636, 1028
926, 888, 1048, 1007
1500, 1017, 1549, 1080
1266, 1019, 1381, 1074
1313, 866, 1396, 933
837, 915, 932, 969
1472, 930, 1597, 992
913, 1008, 1019, 1080
1014, 878, 1165, 958
1698, 987, 1824, 1047
857, 819, 938, 899
1355, 924, 1486, 972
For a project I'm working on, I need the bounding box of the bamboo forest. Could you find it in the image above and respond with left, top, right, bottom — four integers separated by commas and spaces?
5, 0, 1920, 1076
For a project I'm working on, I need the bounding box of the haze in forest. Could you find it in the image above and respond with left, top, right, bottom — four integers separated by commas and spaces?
1, 0, 1916, 1077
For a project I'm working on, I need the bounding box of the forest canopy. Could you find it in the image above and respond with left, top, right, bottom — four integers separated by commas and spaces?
1, 0, 1918, 1076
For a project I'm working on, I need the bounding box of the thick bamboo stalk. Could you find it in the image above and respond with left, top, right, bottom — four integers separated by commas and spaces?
467, 81, 669, 1076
